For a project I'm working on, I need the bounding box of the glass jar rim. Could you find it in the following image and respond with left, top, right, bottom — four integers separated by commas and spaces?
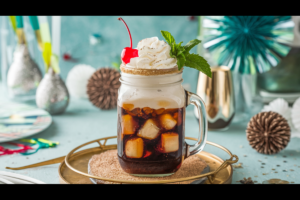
120, 71, 183, 87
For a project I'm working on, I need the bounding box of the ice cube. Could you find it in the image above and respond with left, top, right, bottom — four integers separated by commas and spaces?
122, 103, 134, 111
137, 119, 160, 140
125, 138, 144, 158
122, 114, 137, 135
151, 112, 157, 117
127, 108, 141, 116
173, 112, 183, 126
161, 132, 179, 153
164, 108, 178, 114
134, 108, 151, 119
142, 107, 153, 115
159, 114, 177, 130
155, 108, 165, 115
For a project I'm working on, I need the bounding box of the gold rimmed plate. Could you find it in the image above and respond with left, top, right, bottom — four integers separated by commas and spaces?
58, 136, 237, 184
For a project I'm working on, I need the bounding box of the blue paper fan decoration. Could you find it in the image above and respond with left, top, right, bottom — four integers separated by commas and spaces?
202, 16, 294, 74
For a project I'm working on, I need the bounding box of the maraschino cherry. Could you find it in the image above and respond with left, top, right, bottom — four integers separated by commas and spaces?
118, 17, 138, 64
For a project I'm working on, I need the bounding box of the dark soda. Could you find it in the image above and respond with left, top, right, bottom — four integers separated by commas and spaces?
117, 103, 185, 175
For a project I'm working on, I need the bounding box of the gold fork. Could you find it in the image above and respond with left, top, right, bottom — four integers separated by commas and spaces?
6, 156, 65, 170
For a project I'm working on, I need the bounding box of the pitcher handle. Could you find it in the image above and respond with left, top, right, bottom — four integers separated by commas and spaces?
185, 90, 208, 158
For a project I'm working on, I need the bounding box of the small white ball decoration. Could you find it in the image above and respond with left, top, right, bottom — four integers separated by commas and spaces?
66, 64, 96, 98
291, 97, 300, 131
262, 98, 291, 122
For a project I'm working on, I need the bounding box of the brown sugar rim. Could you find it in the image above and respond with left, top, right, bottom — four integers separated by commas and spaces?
120, 64, 183, 76
88, 149, 207, 184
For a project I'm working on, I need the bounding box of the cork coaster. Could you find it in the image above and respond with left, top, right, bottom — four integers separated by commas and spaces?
120, 64, 183, 76
88, 149, 208, 184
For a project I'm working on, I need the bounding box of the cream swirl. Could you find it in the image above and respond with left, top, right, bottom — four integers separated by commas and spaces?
126, 37, 177, 69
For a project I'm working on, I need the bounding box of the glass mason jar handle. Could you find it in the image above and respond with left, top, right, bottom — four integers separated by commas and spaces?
185, 90, 208, 158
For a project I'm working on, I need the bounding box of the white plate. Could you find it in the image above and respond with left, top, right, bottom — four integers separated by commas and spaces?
0, 176, 14, 184
0, 171, 45, 184
0, 101, 52, 143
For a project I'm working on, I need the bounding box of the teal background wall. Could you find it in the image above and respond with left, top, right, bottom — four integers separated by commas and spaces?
1, 16, 200, 93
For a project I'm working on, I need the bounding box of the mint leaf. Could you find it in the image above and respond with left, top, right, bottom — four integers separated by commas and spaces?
185, 53, 212, 77
160, 30, 175, 46
171, 43, 176, 56
183, 39, 201, 55
175, 42, 185, 56
160, 30, 211, 77
177, 53, 186, 70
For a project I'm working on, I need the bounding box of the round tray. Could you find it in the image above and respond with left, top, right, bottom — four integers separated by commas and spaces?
58, 136, 238, 184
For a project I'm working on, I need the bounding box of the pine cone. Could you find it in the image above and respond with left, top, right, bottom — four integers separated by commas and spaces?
87, 68, 121, 109
246, 111, 291, 155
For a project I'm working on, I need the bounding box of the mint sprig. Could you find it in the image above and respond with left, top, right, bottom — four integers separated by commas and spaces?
160, 30, 211, 78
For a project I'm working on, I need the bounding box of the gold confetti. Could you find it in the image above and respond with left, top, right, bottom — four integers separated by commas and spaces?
262, 173, 268, 175
254, 176, 258, 177
272, 168, 275, 170
275, 172, 278, 173
233, 163, 243, 168
290, 169, 294, 171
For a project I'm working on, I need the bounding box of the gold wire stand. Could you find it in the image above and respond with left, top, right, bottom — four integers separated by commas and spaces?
63, 136, 238, 184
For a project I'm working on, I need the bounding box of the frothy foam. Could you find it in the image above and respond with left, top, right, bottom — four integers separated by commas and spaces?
119, 97, 183, 110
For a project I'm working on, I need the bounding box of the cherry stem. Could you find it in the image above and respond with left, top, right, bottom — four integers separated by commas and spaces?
118, 17, 132, 49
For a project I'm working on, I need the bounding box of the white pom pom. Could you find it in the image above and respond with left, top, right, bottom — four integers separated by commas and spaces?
66, 64, 96, 98
291, 97, 300, 131
262, 98, 291, 123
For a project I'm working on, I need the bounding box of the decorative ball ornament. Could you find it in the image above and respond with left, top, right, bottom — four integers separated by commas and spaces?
87, 68, 121, 110
36, 68, 70, 115
7, 44, 42, 97
66, 64, 96, 98
246, 111, 291, 155
262, 98, 291, 123
203, 16, 293, 74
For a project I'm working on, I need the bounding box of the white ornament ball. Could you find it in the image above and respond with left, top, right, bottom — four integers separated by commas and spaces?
66, 64, 96, 98
291, 97, 300, 131
262, 98, 291, 122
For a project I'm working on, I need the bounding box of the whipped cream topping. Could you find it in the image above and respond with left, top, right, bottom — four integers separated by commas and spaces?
126, 37, 177, 69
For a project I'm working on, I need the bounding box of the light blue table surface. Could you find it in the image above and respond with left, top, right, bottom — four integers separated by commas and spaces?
0, 90, 299, 184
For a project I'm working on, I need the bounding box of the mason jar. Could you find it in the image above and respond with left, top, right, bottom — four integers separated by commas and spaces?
117, 66, 208, 177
